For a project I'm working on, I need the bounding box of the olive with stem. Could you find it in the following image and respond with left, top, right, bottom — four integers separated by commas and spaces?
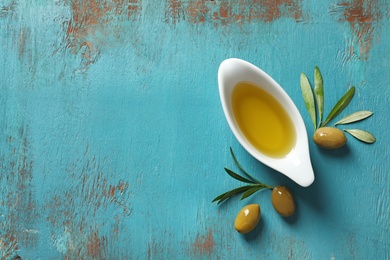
212, 148, 295, 218
300, 67, 375, 148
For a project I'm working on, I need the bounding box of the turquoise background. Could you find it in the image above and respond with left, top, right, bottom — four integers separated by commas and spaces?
0, 0, 389, 259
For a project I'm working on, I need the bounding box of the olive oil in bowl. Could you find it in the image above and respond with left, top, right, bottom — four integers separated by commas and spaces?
231, 81, 296, 158
218, 58, 315, 187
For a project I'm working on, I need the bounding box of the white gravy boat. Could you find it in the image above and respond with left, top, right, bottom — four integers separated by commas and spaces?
218, 58, 315, 187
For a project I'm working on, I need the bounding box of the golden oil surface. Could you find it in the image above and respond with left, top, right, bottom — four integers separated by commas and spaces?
232, 82, 296, 158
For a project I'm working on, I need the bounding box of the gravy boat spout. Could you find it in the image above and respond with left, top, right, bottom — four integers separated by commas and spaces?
218, 58, 315, 187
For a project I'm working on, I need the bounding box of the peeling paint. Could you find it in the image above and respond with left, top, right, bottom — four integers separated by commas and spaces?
52, 228, 72, 254
166, 0, 183, 25
64, 0, 142, 71
86, 231, 107, 258
0, 233, 18, 259
246, 0, 303, 22
344, 232, 358, 258
191, 228, 215, 256
276, 235, 311, 259
17, 27, 29, 59
0, 1, 16, 18
0, 126, 37, 258
146, 230, 176, 259
331, 0, 385, 60
45, 149, 132, 258
166, 0, 305, 25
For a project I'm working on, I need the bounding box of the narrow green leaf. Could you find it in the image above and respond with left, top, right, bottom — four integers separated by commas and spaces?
314, 66, 324, 127
334, 111, 373, 125
216, 197, 229, 204
212, 191, 229, 203
212, 185, 253, 204
218, 186, 252, 201
216, 194, 232, 204
344, 129, 376, 144
224, 168, 254, 184
322, 86, 355, 127
240, 186, 264, 200
229, 147, 262, 184
300, 73, 317, 129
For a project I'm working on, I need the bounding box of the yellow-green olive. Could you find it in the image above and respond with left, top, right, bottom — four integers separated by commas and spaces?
313, 127, 347, 149
234, 204, 260, 234
271, 186, 295, 217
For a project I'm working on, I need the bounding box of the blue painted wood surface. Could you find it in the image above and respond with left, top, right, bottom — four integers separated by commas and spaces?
0, 0, 389, 259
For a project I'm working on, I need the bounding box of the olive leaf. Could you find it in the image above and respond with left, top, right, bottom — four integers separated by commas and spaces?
299, 67, 376, 147
300, 73, 317, 129
240, 186, 265, 200
344, 129, 376, 144
334, 111, 373, 125
212, 148, 273, 204
322, 86, 355, 127
230, 147, 261, 184
314, 66, 324, 128
212, 185, 254, 204
224, 168, 254, 184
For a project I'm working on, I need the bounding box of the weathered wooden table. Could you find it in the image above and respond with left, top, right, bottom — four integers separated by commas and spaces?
1, 0, 389, 259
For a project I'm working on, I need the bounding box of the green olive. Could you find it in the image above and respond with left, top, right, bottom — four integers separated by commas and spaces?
234, 204, 260, 234
271, 186, 295, 217
313, 127, 347, 149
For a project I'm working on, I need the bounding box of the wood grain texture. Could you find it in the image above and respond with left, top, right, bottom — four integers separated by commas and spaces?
0, 0, 389, 259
